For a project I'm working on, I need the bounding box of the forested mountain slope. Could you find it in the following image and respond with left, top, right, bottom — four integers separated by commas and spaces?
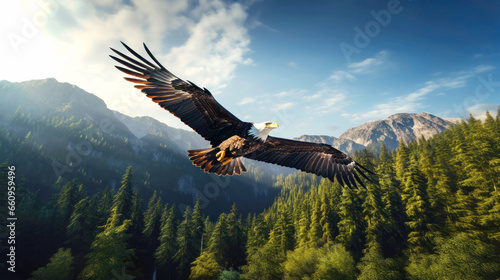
4, 111, 499, 279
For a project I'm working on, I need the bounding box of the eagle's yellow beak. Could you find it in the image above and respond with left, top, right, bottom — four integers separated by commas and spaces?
267, 122, 279, 129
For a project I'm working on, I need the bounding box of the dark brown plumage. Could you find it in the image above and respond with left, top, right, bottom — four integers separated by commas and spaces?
110, 42, 373, 188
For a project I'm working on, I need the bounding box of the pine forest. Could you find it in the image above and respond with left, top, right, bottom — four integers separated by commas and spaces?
2, 111, 500, 280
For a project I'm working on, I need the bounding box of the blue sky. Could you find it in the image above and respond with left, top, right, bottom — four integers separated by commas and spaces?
1, 0, 499, 139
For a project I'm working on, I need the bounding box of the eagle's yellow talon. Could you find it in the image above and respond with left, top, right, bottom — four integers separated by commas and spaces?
221, 157, 233, 166
216, 150, 225, 162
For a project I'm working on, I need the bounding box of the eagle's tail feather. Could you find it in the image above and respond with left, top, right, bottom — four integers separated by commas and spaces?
187, 148, 247, 176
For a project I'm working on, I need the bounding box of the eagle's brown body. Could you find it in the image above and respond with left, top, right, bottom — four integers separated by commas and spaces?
219, 135, 262, 158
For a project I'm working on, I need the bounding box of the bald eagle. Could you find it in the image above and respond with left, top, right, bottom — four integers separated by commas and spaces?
110, 42, 372, 188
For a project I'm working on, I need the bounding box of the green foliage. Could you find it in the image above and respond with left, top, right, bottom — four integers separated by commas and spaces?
10, 107, 500, 279
312, 244, 357, 280
191, 199, 205, 258
78, 207, 133, 280
218, 269, 240, 280
66, 196, 99, 254
402, 155, 434, 254
143, 190, 163, 251
30, 248, 73, 280
56, 180, 83, 234
337, 187, 364, 259
241, 242, 285, 280
357, 243, 402, 280
113, 166, 134, 223
225, 203, 246, 268
189, 251, 222, 280
283, 246, 322, 280
176, 206, 195, 278
406, 233, 500, 280
154, 204, 178, 278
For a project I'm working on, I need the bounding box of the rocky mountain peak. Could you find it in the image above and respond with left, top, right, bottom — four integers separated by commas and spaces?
340, 112, 452, 150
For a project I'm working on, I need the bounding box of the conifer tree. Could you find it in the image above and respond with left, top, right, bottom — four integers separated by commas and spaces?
175, 206, 194, 278
155, 204, 178, 279
113, 166, 134, 223
79, 207, 133, 280
337, 187, 364, 259
452, 187, 480, 236
56, 180, 83, 235
320, 191, 334, 245
241, 242, 285, 280
226, 203, 246, 268
362, 183, 386, 252
477, 187, 500, 243
208, 213, 229, 267
129, 191, 144, 247
30, 248, 73, 280
312, 244, 357, 280
395, 141, 409, 183
402, 155, 433, 254
203, 216, 214, 252
190, 199, 205, 257
96, 186, 113, 226
143, 191, 163, 247
269, 207, 295, 255
406, 233, 500, 280
142, 191, 163, 277
308, 202, 322, 248
297, 206, 310, 248
379, 171, 406, 257
66, 196, 99, 255
283, 246, 321, 279
246, 213, 268, 255
357, 243, 402, 280
188, 251, 222, 280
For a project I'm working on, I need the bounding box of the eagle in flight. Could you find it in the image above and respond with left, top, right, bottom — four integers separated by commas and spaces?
110, 42, 372, 188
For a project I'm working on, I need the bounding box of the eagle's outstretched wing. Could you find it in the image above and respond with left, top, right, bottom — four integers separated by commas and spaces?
244, 136, 372, 188
110, 42, 246, 146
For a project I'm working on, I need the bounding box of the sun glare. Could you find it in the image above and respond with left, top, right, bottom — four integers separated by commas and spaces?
1, 1, 60, 82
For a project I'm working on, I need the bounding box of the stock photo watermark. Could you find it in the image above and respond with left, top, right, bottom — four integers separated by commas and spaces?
447, 73, 500, 119
339, 0, 409, 63
7, 0, 86, 53
4, 165, 17, 273
51, 117, 115, 179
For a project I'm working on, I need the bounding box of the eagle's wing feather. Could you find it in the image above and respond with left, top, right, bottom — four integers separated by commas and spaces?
110, 42, 245, 146
244, 136, 372, 188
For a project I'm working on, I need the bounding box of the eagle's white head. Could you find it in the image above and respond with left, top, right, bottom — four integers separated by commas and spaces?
249, 121, 279, 142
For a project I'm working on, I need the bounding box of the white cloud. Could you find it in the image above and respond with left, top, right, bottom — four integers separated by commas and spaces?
303, 93, 322, 100
320, 92, 347, 111
466, 104, 499, 120
275, 88, 307, 97
165, 1, 253, 90
287, 61, 299, 69
474, 65, 495, 73
329, 70, 355, 83
327, 50, 388, 85
239, 97, 255, 105
347, 50, 388, 74
275, 102, 295, 110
